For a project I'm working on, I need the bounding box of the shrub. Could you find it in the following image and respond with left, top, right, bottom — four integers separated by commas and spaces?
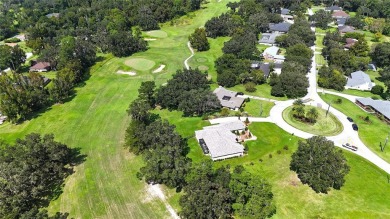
220, 107, 230, 116
334, 98, 342, 104
202, 114, 209, 120
371, 85, 384, 95
269, 154, 272, 158
244, 82, 256, 92
277, 150, 282, 154
283, 145, 289, 150
259, 159, 263, 162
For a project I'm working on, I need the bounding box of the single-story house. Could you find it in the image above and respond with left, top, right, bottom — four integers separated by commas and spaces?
273, 63, 283, 75
269, 22, 292, 33
345, 70, 374, 91
259, 32, 281, 45
356, 98, 390, 123
281, 8, 290, 15
46, 13, 60, 18
339, 25, 355, 34
344, 38, 358, 49
213, 87, 245, 110
251, 61, 282, 77
30, 62, 51, 72
195, 121, 246, 161
325, 5, 342, 12
263, 46, 285, 63
336, 17, 348, 26
332, 10, 349, 19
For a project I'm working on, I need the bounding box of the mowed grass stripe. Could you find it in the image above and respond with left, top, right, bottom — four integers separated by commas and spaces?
0, 1, 236, 218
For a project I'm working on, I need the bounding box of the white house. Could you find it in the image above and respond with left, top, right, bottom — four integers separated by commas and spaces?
345, 71, 374, 91
263, 46, 285, 63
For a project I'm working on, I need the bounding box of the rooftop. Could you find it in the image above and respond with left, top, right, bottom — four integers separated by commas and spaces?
346, 71, 373, 88
259, 32, 281, 44
263, 46, 280, 57
30, 62, 51, 70
269, 22, 292, 33
357, 98, 390, 119
326, 5, 342, 11
332, 10, 349, 18
195, 121, 245, 160
281, 8, 290, 15
339, 25, 355, 33
213, 87, 245, 109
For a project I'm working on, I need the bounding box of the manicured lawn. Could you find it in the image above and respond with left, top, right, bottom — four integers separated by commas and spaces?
0, 1, 236, 218
243, 99, 274, 117
217, 123, 390, 218
124, 58, 156, 71
229, 83, 288, 101
282, 106, 343, 136
315, 53, 327, 66
145, 30, 168, 38
320, 93, 390, 163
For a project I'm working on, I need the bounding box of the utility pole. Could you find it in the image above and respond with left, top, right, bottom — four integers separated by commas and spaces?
259, 102, 263, 117
383, 131, 390, 152
326, 103, 331, 117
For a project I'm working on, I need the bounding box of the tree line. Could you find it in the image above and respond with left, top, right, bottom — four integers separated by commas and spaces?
0, 133, 84, 218
125, 69, 276, 218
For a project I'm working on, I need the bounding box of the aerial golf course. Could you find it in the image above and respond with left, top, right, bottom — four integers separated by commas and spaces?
1, 0, 390, 218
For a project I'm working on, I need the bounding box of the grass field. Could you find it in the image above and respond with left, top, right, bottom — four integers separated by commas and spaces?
154, 111, 390, 218
320, 93, 390, 163
0, 1, 236, 218
145, 30, 168, 38
283, 106, 343, 136
229, 83, 288, 101
243, 99, 274, 117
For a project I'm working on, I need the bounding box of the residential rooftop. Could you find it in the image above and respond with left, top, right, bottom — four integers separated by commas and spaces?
213, 87, 245, 110
356, 98, 390, 120
346, 71, 373, 88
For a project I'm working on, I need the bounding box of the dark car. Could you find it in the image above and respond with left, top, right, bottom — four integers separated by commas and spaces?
237, 92, 244, 96
347, 117, 353, 122
352, 124, 358, 131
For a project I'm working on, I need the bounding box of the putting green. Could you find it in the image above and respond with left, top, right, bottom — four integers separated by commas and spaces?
146, 30, 168, 38
124, 58, 156, 71
196, 57, 208, 63
198, 65, 209, 71
283, 106, 343, 136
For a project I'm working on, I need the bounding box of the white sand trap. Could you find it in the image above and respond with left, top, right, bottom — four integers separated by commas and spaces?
152, 65, 166, 73
144, 38, 157, 41
117, 70, 136, 76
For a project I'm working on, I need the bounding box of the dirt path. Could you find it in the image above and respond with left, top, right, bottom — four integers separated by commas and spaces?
148, 184, 180, 219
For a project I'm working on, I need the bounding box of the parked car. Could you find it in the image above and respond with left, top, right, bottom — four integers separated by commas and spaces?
347, 117, 353, 122
352, 123, 358, 131
237, 92, 244, 96
342, 143, 358, 151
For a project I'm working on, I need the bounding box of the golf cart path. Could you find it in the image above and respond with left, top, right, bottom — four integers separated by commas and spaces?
211, 32, 390, 174
184, 42, 194, 70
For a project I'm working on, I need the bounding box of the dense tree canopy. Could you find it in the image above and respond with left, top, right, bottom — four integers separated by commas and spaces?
371, 43, 390, 68
0, 133, 81, 218
290, 136, 350, 193
310, 9, 332, 29
0, 45, 26, 71
189, 28, 210, 51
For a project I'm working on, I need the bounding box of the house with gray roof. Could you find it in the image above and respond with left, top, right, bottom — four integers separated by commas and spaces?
281, 8, 290, 15
356, 98, 390, 122
269, 22, 292, 33
263, 46, 285, 63
345, 71, 374, 91
213, 87, 245, 110
325, 5, 342, 11
339, 25, 355, 34
259, 32, 281, 45
195, 121, 246, 161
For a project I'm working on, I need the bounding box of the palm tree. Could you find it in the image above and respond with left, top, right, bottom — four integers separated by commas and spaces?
294, 106, 305, 119
307, 108, 319, 123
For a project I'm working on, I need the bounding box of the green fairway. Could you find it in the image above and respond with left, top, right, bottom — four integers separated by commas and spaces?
124, 58, 156, 71
0, 1, 236, 218
320, 93, 390, 163
283, 106, 343, 136
243, 99, 274, 117
145, 30, 168, 38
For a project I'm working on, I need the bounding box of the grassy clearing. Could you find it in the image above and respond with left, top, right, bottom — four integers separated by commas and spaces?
315, 53, 327, 66
282, 106, 343, 136
216, 123, 390, 218
229, 83, 288, 101
243, 99, 274, 117
0, 1, 236, 218
320, 93, 390, 163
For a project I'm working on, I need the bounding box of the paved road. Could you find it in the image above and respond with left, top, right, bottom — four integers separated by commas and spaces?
211, 33, 390, 174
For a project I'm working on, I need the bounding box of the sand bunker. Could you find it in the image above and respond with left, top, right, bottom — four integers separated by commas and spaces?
152, 65, 166, 73
144, 38, 157, 41
117, 70, 136, 76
